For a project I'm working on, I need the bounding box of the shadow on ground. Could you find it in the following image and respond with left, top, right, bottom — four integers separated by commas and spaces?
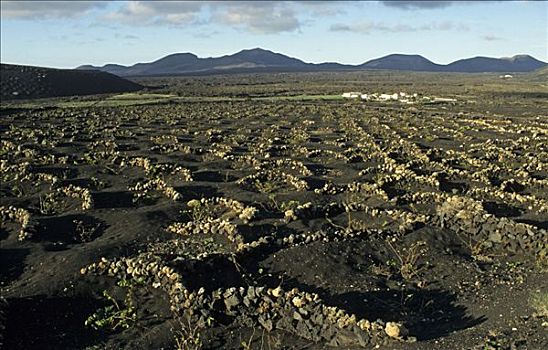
3, 295, 103, 350
36, 214, 107, 245
0, 248, 29, 286
174, 185, 220, 200
331, 288, 486, 341
93, 191, 135, 209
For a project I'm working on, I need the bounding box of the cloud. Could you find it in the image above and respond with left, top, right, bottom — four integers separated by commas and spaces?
380, 1, 456, 10
102, 1, 203, 26
101, 1, 302, 33
482, 34, 504, 41
209, 1, 353, 34
0, 1, 106, 19
380, 1, 500, 10
1, 1, 347, 34
210, 2, 301, 34
330, 20, 468, 33
330, 23, 353, 32
297, 1, 348, 16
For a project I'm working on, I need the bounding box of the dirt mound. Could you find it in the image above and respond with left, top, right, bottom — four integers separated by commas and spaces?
1, 64, 143, 100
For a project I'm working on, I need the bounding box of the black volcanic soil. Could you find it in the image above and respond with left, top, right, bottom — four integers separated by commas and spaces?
1, 73, 547, 350
1, 64, 143, 100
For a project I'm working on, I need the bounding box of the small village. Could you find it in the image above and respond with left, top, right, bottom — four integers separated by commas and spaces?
342, 91, 457, 104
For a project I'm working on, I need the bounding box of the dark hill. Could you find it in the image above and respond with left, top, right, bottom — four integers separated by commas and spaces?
446, 55, 546, 72
360, 54, 443, 71
1, 64, 143, 100
210, 48, 308, 68
76, 48, 547, 76
78, 63, 130, 77
78, 48, 312, 76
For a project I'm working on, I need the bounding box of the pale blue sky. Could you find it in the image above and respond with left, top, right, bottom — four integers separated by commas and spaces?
1, 1, 546, 68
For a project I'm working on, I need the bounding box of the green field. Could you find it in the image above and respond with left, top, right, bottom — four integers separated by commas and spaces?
1, 92, 345, 109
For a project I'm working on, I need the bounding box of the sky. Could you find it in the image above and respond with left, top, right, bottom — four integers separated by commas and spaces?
1, 1, 547, 68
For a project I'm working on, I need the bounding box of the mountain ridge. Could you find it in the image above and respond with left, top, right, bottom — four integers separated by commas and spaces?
76, 48, 547, 76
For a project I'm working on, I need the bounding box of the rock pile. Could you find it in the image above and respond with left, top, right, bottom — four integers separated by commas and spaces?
238, 169, 309, 192
81, 241, 410, 348
129, 177, 182, 202
436, 196, 547, 256
167, 219, 240, 243
59, 184, 94, 210
0, 205, 35, 240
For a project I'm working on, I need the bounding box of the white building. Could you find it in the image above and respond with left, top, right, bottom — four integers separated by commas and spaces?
431, 97, 457, 103
341, 90, 453, 104
342, 92, 362, 98
379, 94, 393, 101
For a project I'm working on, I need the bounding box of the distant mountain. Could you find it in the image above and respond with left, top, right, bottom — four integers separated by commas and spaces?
359, 54, 443, 71
76, 48, 547, 76
78, 63, 130, 76
1, 64, 143, 100
78, 49, 317, 76
213, 48, 308, 68
446, 55, 546, 73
